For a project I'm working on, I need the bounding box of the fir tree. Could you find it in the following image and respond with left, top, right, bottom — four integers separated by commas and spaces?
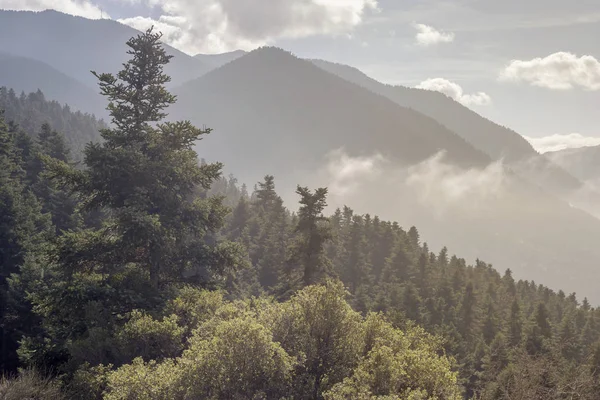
289, 186, 332, 288
15, 28, 238, 371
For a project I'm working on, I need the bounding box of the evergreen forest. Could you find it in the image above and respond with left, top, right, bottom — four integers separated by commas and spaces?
2, 29, 600, 400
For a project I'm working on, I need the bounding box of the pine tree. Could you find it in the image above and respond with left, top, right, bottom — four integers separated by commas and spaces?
45, 27, 234, 287
507, 299, 523, 347
31, 123, 80, 233
383, 237, 411, 283
482, 295, 499, 344
16, 28, 237, 370
0, 113, 51, 373
525, 303, 552, 355
250, 176, 289, 290
459, 282, 477, 339
557, 312, 581, 361
416, 252, 430, 298
340, 215, 370, 294
402, 282, 421, 322
227, 195, 251, 244
289, 186, 332, 288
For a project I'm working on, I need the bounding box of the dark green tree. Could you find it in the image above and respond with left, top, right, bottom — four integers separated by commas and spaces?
46, 27, 234, 288
340, 215, 370, 294
248, 176, 289, 290
507, 299, 523, 347
15, 28, 237, 371
459, 282, 477, 339
289, 186, 332, 288
31, 123, 81, 234
0, 113, 51, 373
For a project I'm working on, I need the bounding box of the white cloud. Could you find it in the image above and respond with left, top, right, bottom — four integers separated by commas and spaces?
119, 0, 378, 54
322, 148, 386, 196
406, 151, 507, 215
415, 78, 491, 106
316, 150, 507, 219
524, 133, 600, 153
0, 0, 105, 19
413, 23, 454, 46
500, 52, 600, 90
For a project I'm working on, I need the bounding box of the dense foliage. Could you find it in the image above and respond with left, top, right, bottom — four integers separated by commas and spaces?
2, 28, 600, 400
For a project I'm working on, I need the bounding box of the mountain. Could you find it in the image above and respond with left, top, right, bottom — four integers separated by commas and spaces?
0, 10, 209, 89
0, 52, 105, 117
173, 47, 490, 184
171, 48, 600, 302
546, 145, 600, 183
195, 50, 248, 70
311, 60, 587, 201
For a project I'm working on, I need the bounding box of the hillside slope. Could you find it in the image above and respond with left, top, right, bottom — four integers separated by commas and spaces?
173, 47, 490, 185
171, 48, 600, 301
0, 10, 209, 89
546, 145, 600, 183
312, 60, 585, 198
0, 52, 105, 117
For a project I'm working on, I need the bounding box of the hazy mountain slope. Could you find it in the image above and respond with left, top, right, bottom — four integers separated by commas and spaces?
195, 50, 248, 69
311, 60, 584, 196
0, 52, 105, 117
0, 10, 209, 89
546, 146, 600, 182
171, 48, 600, 301
312, 60, 535, 161
173, 47, 490, 184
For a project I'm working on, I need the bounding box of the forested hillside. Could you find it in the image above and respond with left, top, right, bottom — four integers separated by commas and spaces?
209, 173, 600, 398
4, 10, 600, 302
2, 29, 600, 400
0, 86, 104, 156
170, 46, 600, 303
0, 52, 105, 117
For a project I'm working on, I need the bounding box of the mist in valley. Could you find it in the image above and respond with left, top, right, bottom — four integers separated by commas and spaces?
2, 4, 600, 399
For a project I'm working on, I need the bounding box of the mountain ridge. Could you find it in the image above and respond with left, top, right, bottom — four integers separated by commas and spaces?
0, 51, 105, 117
311, 59, 587, 200
194, 50, 248, 69
173, 46, 492, 178
169, 47, 600, 301
0, 10, 210, 89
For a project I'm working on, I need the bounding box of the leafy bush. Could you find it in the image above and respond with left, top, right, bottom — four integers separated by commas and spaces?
104, 281, 460, 399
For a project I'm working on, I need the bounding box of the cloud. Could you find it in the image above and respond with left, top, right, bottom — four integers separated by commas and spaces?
413, 23, 454, 46
524, 133, 600, 153
317, 149, 507, 219
415, 78, 491, 106
0, 0, 105, 19
500, 52, 600, 90
118, 0, 378, 54
406, 151, 507, 214
322, 149, 386, 196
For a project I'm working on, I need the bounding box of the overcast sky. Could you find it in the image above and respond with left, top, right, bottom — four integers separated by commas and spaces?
2, 0, 599, 152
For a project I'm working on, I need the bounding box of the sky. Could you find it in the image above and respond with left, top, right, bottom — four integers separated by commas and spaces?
1, 0, 599, 152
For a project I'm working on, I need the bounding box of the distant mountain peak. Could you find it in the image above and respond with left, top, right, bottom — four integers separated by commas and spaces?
194, 49, 249, 70
248, 46, 297, 57
0, 9, 210, 89
194, 49, 247, 58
